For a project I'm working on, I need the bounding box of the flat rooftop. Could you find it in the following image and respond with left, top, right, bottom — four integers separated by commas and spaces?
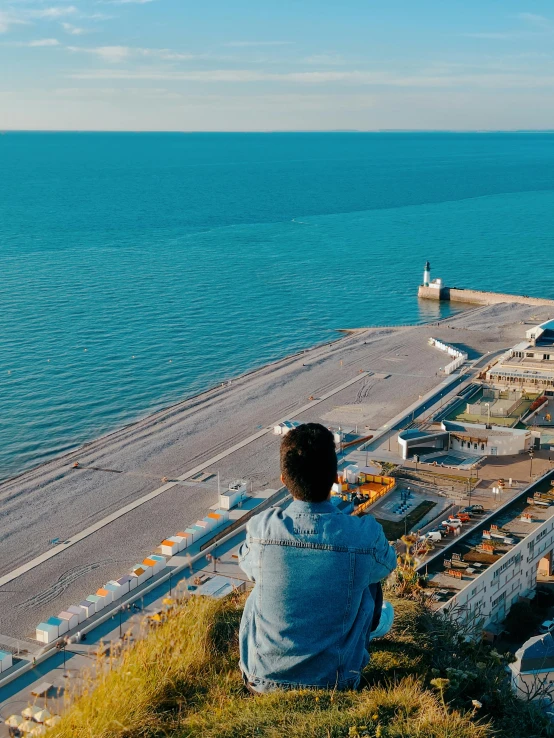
445, 386, 537, 428
501, 354, 554, 372
425, 475, 554, 606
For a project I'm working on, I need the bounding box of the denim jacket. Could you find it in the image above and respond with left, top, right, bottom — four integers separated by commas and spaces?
238, 499, 397, 692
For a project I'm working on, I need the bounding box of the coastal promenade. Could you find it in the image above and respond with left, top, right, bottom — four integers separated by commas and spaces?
1, 300, 553, 644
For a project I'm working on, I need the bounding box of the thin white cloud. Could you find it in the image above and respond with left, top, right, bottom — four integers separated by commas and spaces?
67, 45, 131, 62
5, 38, 61, 47
62, 22, 86, 36
28, 38, 60, 46
226, 41, 293, 47
517, 13, 549, 25
0, 11, 27, 34
29, 6, 78, 19
66, 45, 221, 63
65, 67, 554, 90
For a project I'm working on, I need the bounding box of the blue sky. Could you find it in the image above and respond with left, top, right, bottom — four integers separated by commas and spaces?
2, 0, 554, 130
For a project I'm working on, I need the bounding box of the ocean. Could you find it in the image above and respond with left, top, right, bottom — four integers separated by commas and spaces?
1, 131, 554, 480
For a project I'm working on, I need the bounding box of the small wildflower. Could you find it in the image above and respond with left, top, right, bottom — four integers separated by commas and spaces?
472, 699, 482, 709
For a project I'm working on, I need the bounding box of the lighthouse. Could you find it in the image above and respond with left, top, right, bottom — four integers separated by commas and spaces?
423, 261, 431, 287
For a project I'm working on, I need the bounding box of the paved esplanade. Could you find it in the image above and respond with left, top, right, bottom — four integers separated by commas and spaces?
0, 301, 550, 643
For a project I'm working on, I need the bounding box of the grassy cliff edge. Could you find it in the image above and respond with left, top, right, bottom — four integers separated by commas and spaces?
47, 593, 552, 738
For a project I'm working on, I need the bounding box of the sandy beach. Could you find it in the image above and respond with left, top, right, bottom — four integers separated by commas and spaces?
1, 300, 553, 642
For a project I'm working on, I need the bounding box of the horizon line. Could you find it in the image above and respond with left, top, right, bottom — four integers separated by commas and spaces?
3, 128, 554, 134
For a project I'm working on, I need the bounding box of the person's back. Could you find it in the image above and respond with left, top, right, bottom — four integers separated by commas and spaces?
238, 423, 397, 693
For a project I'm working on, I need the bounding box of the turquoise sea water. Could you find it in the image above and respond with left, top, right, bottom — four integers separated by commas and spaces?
1, 132, 554, 480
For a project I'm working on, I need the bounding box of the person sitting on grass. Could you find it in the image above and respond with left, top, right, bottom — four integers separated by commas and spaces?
238, 422, 397, 694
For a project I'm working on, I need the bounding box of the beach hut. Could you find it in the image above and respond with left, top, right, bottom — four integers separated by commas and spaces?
30, 725, 47, 736
48, 615, 66, 636
184, 527, 197, 542
173, 530, 192, 549
78, 599, 96, 618
130, 565, 151, 586
143, 556, 164, 575
67, 604, 87, 623
0, 650, 13, 673
116, 574, 134, 593
58, 610, 79, 631
45, 716, 62, 728
189, 524, 205, 539
86, 594, 103, 613
36, 622, 58, 644
159, 539, 180, 557
196, 519, 212, 532
105, 581, 122, 600
207, 510, 228, 528
19, 720, 36, 733
95, 587, 113, 607
170, 534, 188, 551
169, 533, 188, 551
148, 554, 167, 573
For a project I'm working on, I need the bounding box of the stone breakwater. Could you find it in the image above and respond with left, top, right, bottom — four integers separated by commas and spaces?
418, 285, 554, 308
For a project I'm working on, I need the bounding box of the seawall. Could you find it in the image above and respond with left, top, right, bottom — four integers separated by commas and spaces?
418, 285, 554, 307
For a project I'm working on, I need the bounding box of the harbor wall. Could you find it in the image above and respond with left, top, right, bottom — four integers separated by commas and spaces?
418, 285, 554, 307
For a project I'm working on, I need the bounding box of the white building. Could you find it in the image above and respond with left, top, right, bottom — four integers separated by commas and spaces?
510, 633, 554, 702
486, 320, 554, 391
442, 421, 533, 457
430, 475, 554, 632
219, 480, 248, 510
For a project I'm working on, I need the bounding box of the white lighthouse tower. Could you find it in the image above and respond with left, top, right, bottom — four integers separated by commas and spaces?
423, 260, 431, 287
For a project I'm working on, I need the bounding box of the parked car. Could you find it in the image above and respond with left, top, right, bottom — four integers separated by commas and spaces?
539, 620, 554, 634
425, 531, 443, 542
454, 513, 471, 522
441, 519, 461, 528
469, 504, 484, 513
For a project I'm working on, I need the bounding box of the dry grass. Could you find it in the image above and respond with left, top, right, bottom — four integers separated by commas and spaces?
46, 593, 552, 738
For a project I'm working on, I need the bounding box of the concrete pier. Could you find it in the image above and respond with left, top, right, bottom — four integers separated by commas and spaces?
418, 284, 554, 308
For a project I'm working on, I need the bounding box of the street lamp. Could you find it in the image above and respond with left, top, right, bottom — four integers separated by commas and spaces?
118, 604, 132, 639
56, 638, 69, 675
485, 402, 491, 428
529, 449, 535, 479
206, 553, 220, 573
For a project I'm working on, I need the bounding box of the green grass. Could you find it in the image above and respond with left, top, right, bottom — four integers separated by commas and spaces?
45, 592, 554, 738
377, 501, 437, 540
